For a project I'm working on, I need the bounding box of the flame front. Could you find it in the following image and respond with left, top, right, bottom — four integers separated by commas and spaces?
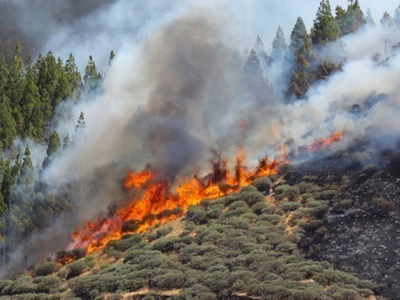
300, 131, 345, 152
68, 148, 288, 254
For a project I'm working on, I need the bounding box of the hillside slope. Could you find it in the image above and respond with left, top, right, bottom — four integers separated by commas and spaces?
0, 172, 382, 300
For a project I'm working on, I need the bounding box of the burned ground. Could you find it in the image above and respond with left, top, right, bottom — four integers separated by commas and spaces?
290, 142, 400, 299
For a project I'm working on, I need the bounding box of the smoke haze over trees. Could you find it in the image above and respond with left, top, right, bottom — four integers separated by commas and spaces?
1, 1, 400, 298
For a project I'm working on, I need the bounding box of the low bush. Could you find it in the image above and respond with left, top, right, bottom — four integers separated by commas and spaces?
240, 191, 265, 207
33, 275, 61, 293
319, 190, 337, 200
153, 236, 182, 253
110, 233, 143, 251
275, 185, 300, 201
279, 201, 301, 212
252, 202, 269, 215
252, 177, 272, 193
67, 260, 87, 278
34, 262, 58, 277
373, 198, 396, 214
147, 226, 173, 242
151, 270, 185, 289
186, 206, 208, 225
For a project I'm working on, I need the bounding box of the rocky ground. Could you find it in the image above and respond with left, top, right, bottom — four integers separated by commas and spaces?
293, 143, 400, 299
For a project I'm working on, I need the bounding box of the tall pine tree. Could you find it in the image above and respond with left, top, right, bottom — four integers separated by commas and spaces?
271, 26, 288, 62
311, 0, 340, 46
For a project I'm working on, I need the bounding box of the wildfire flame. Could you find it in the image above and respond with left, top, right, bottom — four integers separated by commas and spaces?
68, 147, 288, 254
300, 131, 345, 152
67, 131, 344, 256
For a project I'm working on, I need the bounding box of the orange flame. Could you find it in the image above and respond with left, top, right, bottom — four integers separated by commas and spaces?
68, 148, 289, 254
301, 131, 344, 152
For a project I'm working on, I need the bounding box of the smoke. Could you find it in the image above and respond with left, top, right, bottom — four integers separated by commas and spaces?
3, 0, 400, 274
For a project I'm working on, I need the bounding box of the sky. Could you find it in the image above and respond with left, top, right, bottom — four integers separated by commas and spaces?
239, 0, 399, 52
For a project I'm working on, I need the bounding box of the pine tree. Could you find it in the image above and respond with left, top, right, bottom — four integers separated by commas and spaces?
63, 134, 71, 150
42, 132, 61, 169
365, 8, 375, 26
381, 11, 394, 27
336, 1, 366, 36
243, 50, 274, 105
290, 17, 312, 54
65, 53, 82, 102
271, 26, 288, 62
311, 0, 340, 46
0, 55, 17, 147
21, 64, 42, 140
289, 17, 313, 99
394, 4, 400, 27
254, 35, 272, 67
18, 147, 34, 188
83, 55, 102, 97
72, 112, 86, 145
109, 50, 116, 66
6, 45, 26, 108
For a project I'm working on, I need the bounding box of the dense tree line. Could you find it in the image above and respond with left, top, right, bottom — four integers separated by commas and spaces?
0, 45, 104, 266
247, 0, 400, 100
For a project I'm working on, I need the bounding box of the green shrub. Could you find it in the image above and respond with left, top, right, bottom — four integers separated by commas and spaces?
33, 275, 61, 293
186, 206, 208, 224
319, 190, 337, 200
279, 201, 301, 212
306, 199, 325, 208
240, 191, 265, 207
275, 185, 300, 200
275, 241, 297, 254
252, 202, 269, 215
151, 270, 185, 289
240, 185, 258, 193
34, 262, 58, 277
252, 177, 272, 193
314, 269, 357, 286
201, 271, 230, 292
206, 208, 222, 219
258, 214, 281, 225
174, 284, 217, 300
67, 260, 87, 278
148, 226, 173, 242
291, 290, 323, 300
223, 216, 250, 230
153, 236, 182, 253
68, 274, 120, 297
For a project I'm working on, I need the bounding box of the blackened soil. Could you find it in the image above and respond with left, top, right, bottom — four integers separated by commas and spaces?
290, 147, 400, 299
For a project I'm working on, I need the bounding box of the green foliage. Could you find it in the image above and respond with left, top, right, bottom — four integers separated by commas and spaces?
107, 233, 143, 252
271, 26, 288, 62
153, 236, 182, 253
252, 177, 272, 193
239, 190, 265, 206
67, 260, 87, 278
311, 0, 340, 46
336, 1, 366, 36
147, 226, 173, 242
151, 270, 185, 289
186, 206, 208, 224
275, 184, 300, 200
34, 262, 58, 277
